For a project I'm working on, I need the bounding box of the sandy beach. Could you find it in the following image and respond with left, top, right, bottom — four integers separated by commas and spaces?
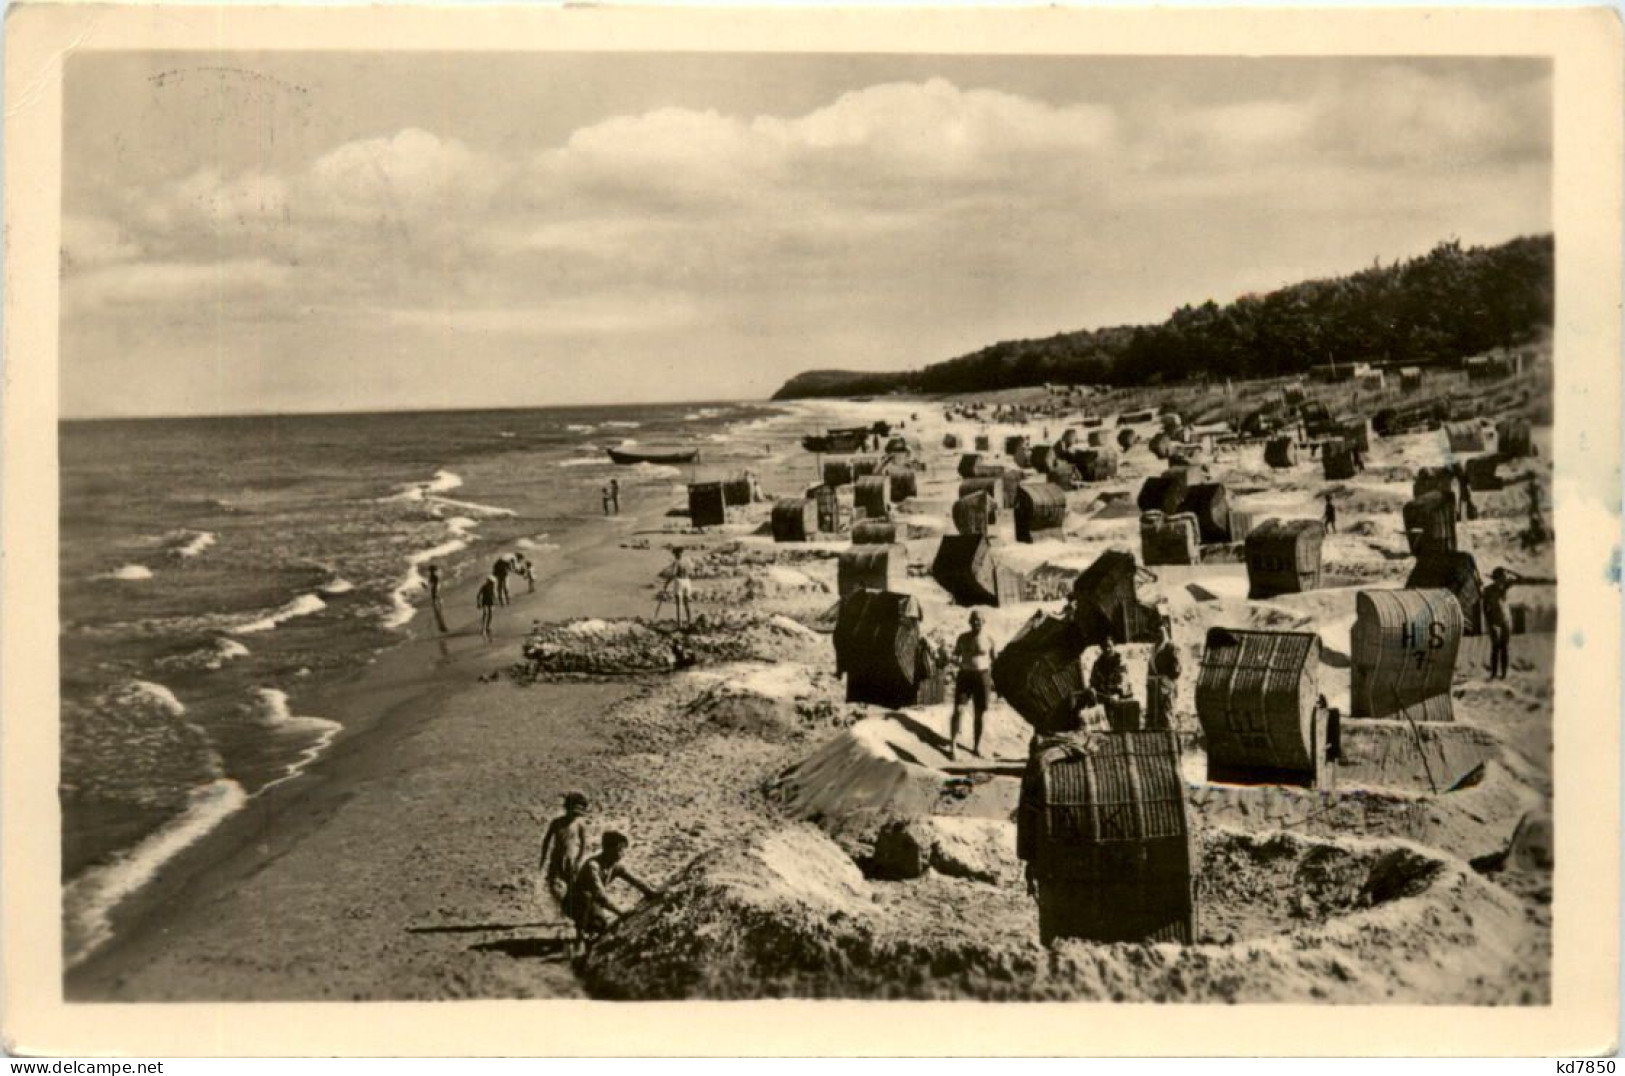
66, 379, 1555, 1004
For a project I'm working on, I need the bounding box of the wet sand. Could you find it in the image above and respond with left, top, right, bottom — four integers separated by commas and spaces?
67, 489, 683, 1000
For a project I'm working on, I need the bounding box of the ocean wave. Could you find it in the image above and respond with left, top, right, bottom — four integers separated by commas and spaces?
97, 564, 153, 582
170, 530, 217, 559
121, 679, 188, 718
153, 637, 252, 673
211, 638, 251, 667
251, 688, 343, 793
425, 495, 516, 519
499, 431, 516, 439
318, 577, 355, 596
604, 421, 641, 429
515, 535, 553, 551
629, 462, 681, 480
383, 529, 472, 630
566, 423, 596, 433
557, 458, 601, 468
387, 469, 464, 503
63, 778, 248, 968
231, 593, 327, 635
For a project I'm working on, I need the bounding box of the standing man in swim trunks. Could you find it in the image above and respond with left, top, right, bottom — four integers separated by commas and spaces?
662, 547, 694, 628
949, 610, 998, 760
1482, 567, 1528, 680
476, 575, 498, 641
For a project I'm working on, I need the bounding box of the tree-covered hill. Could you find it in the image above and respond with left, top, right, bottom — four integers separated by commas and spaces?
771, 235, 1553, 400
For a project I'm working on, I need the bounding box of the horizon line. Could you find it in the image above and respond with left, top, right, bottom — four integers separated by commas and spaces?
58, 395, 791, 424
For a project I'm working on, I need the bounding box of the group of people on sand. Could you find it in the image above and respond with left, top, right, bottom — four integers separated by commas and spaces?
940, 611, 1181, 761
537, 792, 660, 959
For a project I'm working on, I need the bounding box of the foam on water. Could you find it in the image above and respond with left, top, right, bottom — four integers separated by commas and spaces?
99, 564, 154, 582
63, 777, 249, 967
566, 424, 596, 433
382, 513, 487, 630
425, 494, 517, 518
124, 679, 187, 717
319, 577, 356, 596
629, 462, 681, 480
170, 531, 218, 559
209, 638, 251, 668
231, 593, 327, 635
387, 469, 464, 503
251, 688, 343, 793
604, 421, 642, 429
558, 458, 601, 468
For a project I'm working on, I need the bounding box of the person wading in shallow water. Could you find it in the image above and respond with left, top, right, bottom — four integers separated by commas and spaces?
565, 831, 658, 958
538, 792, 590, 912
949, 610, 998, 761
425, 564, 448, 633
492, 555, 513, 607
476, 575, 498, 641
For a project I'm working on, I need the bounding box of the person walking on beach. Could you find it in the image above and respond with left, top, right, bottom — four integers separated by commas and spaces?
660, 547, 694, 628
538, 792, 590, 911
492, 555, 513, 607
425, 564, 449, 634
1145, 621, 1181, 731
1322, 494, 1337, 534
1483, 567, 1530, 680
602, 484, 614, 517
949, 611, 998, 761
609, 478, 621, 515
476, 575, 498, 641
565, 831, 658, 957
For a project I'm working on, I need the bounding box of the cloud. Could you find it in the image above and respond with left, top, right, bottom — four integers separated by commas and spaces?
61, 214, 142, 270
306, 127, 512, 222
63, 258, 296, 316
356, 293, 700, 336
61, 66, 1552, 415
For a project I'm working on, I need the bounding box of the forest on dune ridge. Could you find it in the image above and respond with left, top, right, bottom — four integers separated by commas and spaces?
772, 235, 1553, 400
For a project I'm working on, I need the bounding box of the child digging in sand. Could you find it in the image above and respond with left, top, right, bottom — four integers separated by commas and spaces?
565, 831, 658, 958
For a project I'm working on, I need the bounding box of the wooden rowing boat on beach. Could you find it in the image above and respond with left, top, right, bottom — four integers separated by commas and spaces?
606, 446, 699, 466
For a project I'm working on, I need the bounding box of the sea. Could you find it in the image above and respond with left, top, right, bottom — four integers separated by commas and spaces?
58, 401, 790, 966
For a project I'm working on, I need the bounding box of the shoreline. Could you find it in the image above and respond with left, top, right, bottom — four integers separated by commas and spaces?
65, 458, 690, 999
63, 389, 1554, 1004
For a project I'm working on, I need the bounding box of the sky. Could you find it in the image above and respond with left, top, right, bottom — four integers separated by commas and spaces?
60, 53, 1552, 417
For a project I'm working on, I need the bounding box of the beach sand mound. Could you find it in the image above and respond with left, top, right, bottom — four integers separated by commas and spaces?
763, 714, 1023, 846
581, 824, 1544, 1002
516, 614, 827, 678
1045, 828, 1547, 1004
580, 825, 1045, 1000
683, 662, 847, 742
